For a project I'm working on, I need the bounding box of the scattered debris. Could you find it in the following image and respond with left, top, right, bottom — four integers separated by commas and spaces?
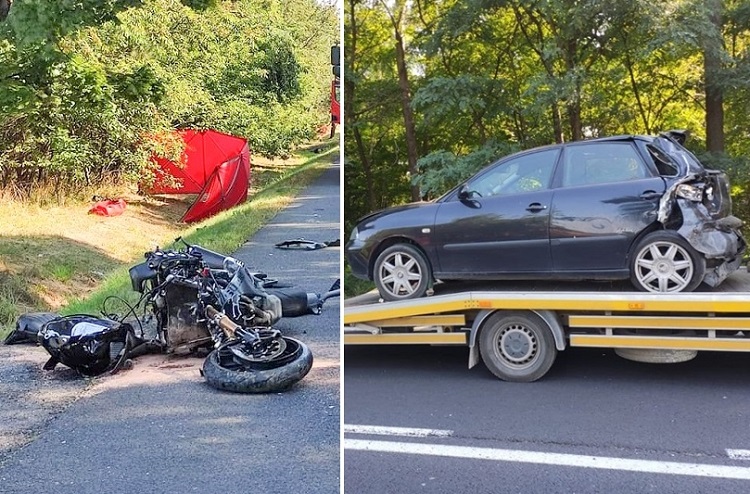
274, 238, 340, 250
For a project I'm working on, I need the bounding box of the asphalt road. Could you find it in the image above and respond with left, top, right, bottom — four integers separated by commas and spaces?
344, 344, 750, 493
0, 158, 341, 494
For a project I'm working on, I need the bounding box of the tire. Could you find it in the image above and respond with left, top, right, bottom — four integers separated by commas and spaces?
202, 337, 313, 393
630, 231, 705, 293
614, 348, 697, 363
373, 243, 431, 301
479, 311, 557, 382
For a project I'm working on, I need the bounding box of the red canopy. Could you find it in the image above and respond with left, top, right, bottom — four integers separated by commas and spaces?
149, 130, 251, 223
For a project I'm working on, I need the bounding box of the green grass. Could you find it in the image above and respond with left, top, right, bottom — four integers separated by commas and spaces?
50, 263, 76, 282
344, 263, 375, 298
0, 284, 21, 330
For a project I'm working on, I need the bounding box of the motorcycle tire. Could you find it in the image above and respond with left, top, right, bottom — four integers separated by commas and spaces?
202, 337, 313, 393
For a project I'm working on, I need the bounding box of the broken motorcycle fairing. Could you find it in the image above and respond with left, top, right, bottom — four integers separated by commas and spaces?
654, 133, 746, 286
39, 315, 134, 376
4, 312, 59, 345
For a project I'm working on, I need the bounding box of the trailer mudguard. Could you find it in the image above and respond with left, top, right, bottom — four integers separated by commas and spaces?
467, 309, 566, 369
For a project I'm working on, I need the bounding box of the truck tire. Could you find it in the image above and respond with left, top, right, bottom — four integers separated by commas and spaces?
479, 311, 557, 382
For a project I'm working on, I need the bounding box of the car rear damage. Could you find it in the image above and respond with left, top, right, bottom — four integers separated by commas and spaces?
655, 135, 746, 287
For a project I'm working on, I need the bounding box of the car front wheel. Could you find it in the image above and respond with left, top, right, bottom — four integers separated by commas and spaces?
630, 231, 705, 293
373, 243, 431, 301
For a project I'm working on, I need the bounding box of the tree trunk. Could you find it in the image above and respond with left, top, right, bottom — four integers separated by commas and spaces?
0, 0, 11, 21
564, 38, 583, 141
704, 0, 724, 153
394, 29, 421, 202
567, 98, 582, 141
551, 103, 564, 143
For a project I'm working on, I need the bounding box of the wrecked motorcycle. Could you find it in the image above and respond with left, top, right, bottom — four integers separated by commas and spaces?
125, 239, 337, 392
7, 240, 338, 393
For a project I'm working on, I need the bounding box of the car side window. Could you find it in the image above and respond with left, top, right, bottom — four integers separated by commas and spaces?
562, 143, 650, 187
467, 149, 560, 198
646, 144, 679, 176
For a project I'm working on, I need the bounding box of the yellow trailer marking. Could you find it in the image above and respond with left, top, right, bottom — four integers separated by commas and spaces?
344, 333, 467, 345
570, 334, 750, 352
367, 315, 466, 328
568, 315, 750, 331
343, 291, 750, 325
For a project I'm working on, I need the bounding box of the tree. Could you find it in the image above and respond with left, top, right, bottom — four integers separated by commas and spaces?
0, 0, 11, 21
704, 0, 726, 153
0, 0, 338, 195
380, 0, 421, 202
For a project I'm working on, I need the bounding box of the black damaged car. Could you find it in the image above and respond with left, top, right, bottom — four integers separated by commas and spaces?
346, 131, 746, 300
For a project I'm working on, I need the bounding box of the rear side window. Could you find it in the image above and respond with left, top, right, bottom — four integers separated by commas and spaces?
562, 143, 649, 187
646, 144, 679, 176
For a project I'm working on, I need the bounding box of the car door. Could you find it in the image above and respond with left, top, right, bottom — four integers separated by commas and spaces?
432, 148, 560, 276
550, 141, 666, 272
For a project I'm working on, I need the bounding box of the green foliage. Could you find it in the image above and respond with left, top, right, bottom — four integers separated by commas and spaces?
346, 0, 750, 227
0, 0, 338, 196
415, 141, 519, 196
180, 0, 218, 10
259, 36, 303, 103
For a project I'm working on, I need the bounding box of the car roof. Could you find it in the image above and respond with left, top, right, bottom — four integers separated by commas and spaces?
564, 135, 654, 145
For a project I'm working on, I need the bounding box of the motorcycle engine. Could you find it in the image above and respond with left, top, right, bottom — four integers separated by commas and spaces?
163, 283, 212, 354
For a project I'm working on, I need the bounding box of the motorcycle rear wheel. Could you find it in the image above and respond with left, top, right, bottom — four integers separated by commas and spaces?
202, 337, 313, 393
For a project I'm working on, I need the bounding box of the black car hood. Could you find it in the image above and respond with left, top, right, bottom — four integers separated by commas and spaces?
355, 201, 434, 225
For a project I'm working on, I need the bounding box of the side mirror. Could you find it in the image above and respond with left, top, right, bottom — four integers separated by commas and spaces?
457, 184, 471, 201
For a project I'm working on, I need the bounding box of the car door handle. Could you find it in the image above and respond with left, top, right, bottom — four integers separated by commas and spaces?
640, 191, 662, 200
526, 203, 547, 212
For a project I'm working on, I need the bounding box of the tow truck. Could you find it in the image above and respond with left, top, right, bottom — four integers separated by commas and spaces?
344, 272, 750, 382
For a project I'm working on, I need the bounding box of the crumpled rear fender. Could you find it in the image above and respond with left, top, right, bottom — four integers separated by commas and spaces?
675, 198, 745, 260
672, 197, 746, 287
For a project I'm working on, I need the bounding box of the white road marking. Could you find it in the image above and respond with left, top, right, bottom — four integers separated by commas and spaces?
727, 449, 750, 460
344, 424, 453, 438
345, 439, 750, 480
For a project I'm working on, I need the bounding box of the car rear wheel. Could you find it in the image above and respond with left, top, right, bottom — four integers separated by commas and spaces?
630, 231, 705, 293
373, 244, 431, 301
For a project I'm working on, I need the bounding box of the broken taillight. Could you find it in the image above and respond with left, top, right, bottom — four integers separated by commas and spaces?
675, 184, 703, 202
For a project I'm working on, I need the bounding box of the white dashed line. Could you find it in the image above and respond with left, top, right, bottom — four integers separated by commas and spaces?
727, 449, 750, 460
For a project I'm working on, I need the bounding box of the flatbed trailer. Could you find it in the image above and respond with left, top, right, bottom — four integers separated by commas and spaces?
343, 271, 750, 381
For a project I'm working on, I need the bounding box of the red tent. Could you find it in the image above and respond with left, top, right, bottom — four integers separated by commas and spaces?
149, 129, 251, 223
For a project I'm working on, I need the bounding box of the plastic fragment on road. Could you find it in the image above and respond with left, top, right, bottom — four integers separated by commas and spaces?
274, 238, 340, 250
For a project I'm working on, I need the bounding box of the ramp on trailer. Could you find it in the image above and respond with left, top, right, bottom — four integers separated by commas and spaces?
344, 271, 750, 381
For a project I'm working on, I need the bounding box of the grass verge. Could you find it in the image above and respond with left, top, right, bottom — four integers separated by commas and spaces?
344, 263, 375, 298
0, 144, 338, 339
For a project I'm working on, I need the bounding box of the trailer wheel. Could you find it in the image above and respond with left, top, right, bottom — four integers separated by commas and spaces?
479, 311, 557, 382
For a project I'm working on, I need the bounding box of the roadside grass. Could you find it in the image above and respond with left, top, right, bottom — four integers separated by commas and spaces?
0, 141, 338, 339
344, 263, 375, 298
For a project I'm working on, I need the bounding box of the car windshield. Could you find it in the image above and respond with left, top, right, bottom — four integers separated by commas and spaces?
653, 136, 704, 175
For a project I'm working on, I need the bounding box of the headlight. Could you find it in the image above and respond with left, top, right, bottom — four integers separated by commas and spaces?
675, 184, 703, 202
